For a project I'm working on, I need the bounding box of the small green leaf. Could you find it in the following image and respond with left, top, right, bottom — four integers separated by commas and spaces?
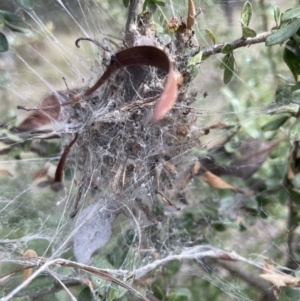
0, 32, 8, 52
151, 277, 165, 301
261, 116, 290, 131
290, 118, 300, 141
122, 0, 130, 7
274, 6, 280, 27
4, 20, 29, 33
15, 0, 34, 10
221, 43, 232, 54
186, 51, 202, 79
283, 40, 300, 82
223, 53, 235, 84
214, 223, 227, 231
282, 6, 300, 22
154, 0, 165, 6
0, 14, 4, 25
78, 287, 94, 301
166, 288, 192, 301
146, 2, 157, 14
165, 260, 181, 276
152, 285, 164, 300
242, 25, 257, 38
276, 83, 300, 104
205, 28, 216, 44
240, 1, 252, 27
187, 51, 202, 67
0, 10, 25, 23
265, 18, 300, 46
277, 74, 295, 84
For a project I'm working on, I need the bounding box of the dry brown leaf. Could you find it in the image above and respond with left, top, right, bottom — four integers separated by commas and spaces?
259, 272, 300, 288
111, 163, 126, 195
287, 163, 295, 180
187, 0, 196, 29
23, 249, 38, 286
202, 171, 235, 190
180, 161, 201, 190
205, 121, 228, 130
32, 167, 49, 180
0, 169, 13, 177
82, 277, 94, 290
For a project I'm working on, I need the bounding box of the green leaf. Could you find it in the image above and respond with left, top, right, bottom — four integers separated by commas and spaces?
276, 83, 300, 104
78, 287, 94, 301
165, 260, 181, 276
15, 0, 34, 10
166, 288, 192, 301
274, 6, 280, 27
261, 116, 290, 131
146, 2, 157, 14
289, 118, 300, 141
4, 20, 29, 33
122, 0, 130, 7
205, 28, 216, 44
0, 32, 8, 52
151, 276, 165, 300
0, 10, 25, 23
265, 18, 300, 46
154, 0, 165, 6
240, 1, 252, 27
214, 223, 227, 231
283, 40, 300, 82
282, 6, 300, 22
277, 74, 296, 84
242, 25, 257, 38
0, 14, 4, 25
152, 285, 164, 300
187, 51, 202, 67
292, 173, 300, 189
223, 53, 235, 84
221, 43, 232, 54
186, 51, 202, 79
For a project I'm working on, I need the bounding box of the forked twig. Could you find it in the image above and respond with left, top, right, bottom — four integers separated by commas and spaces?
47, 269, 77, 301
0, 244, 280, 301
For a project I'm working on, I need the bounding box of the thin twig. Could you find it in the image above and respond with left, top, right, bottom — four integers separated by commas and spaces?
47, 269, 77, 301
218, 261, 276, 301
201, 31, 274, 58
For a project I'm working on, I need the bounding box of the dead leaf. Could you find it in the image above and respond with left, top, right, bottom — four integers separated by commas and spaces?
54, 133, 78, 183
187, 0, 196, 29
202, 171, 235, 190
23, 249, 38, 286
17, 93, 62, 131
288, 163, 295, 180
0, 170, 13, 177
259, 272, 300, 288
110, 163, 126, 194
228, 139, 281, 179
79, 45, 177, 122
32, 167, 49, 180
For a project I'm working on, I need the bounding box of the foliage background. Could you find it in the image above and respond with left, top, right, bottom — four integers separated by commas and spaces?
1, 0, 300, 301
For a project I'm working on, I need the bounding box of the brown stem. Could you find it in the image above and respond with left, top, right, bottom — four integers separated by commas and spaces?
201, 31, 274, 58
218, 262, 276, 301
125, 0, 143, 45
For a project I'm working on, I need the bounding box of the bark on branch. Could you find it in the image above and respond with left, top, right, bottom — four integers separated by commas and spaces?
202, 31, 274, 58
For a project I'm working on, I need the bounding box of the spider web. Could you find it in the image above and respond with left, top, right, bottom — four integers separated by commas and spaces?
0, 0, 298, 301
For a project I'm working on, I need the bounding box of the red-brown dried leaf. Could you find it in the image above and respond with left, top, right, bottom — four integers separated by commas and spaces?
17, 94, 62, 131
84, 46, 178, 122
